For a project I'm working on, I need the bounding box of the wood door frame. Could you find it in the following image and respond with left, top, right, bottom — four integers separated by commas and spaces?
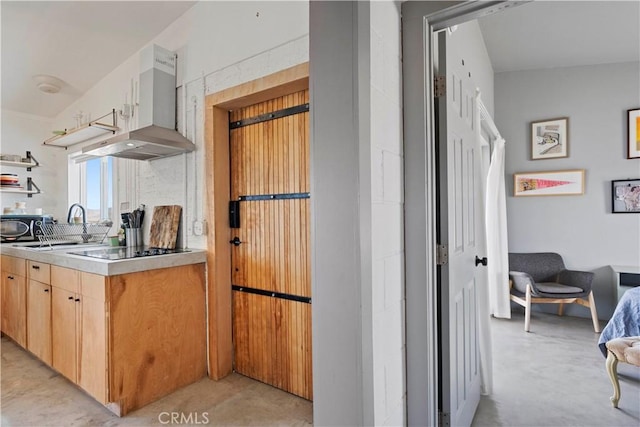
203, 62, 309, 379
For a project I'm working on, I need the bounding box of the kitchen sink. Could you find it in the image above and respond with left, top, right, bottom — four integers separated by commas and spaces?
16, 242, 108, 251
18, 242, 80, 248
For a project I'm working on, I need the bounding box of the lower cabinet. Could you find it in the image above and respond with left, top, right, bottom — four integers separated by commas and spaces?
51, 286, 79, 382
5, 259, 206, 416
26, 260, 52, 365
1, 255, 27, 347
77, 273, 107, 404
51, 266, 107, 403
27, 280, 52, 365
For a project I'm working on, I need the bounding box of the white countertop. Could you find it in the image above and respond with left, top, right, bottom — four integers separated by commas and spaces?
1, 242, 207, 276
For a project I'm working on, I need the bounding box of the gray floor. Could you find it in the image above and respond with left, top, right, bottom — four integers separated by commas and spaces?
2, 310, 639, 426
0, 336, 312, 426
472, 309, 640, 427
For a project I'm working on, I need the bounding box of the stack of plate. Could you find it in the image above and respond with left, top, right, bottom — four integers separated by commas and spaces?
1, 173, 22, 189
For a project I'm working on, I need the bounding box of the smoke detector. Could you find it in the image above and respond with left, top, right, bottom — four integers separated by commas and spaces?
33, 74, 63, 94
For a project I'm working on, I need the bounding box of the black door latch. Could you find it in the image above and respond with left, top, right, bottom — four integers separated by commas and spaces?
475, 256, 488, 267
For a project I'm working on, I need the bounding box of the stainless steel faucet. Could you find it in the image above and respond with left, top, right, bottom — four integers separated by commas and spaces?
66, 203, 86, 224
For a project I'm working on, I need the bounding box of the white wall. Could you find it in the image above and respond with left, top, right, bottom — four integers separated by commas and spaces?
496, 61, 640, 319
370, 2, 405, 425
43, 1, 413, 423
310, 2, 368, 423
0, 111, 66, 218
52, 1, 309, 249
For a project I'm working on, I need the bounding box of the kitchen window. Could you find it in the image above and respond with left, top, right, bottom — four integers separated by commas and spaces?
68, 155, 114, 222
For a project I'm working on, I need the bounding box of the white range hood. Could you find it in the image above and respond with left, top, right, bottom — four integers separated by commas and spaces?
82, 45, 195, 161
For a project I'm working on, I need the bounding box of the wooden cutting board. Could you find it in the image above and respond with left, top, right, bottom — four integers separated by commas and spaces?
148, 205, 181, 249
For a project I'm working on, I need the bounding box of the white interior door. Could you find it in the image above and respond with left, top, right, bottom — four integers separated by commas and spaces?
436, 30, 488, 427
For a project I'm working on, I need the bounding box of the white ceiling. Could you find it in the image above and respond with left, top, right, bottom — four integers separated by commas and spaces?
1, 1, 197, 119
478, 1, 640, 73
1, 1, 638, 120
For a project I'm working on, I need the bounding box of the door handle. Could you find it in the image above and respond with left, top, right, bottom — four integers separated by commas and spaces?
475, 256, 488, 267
230, 237, 242, 246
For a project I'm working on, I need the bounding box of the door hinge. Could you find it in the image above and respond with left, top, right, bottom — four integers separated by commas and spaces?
436, 244, 448, 266
438, 411, 450, 427
434, 75, 446, 97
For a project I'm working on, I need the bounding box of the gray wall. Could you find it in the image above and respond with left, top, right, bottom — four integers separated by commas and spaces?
495, 61, 640, 319
310, 2, 368, 425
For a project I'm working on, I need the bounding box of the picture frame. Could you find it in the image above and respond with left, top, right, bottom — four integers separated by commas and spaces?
612, 179, 640, 213
627, 108, 640, 159
531, 117, 569, 160
514, 169, 584, 197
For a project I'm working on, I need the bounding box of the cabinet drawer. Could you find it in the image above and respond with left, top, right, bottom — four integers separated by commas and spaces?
51, 266, 79, 293
1, 255, 26, 276
27, 261, 50, 284
81, 272, 106, 302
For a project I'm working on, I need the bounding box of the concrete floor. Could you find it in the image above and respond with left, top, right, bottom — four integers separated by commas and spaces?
473, 309, 640, 427
2, 309, 639, 426
0, 337, 312, 426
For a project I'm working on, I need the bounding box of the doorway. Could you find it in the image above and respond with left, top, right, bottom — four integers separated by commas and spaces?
402, 2, 525, 426
203, 63, 310, 389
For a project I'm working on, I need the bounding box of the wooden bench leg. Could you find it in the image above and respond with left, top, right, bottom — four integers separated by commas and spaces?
558, 302, 564, 316
606, 350, 620, 408
525, 284, 532, 332
589, 291, 600, 333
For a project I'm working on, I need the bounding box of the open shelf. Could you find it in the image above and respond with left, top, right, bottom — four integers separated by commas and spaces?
0, 177, 41, 198
43, 110, 118, 148
0, 151, 39, 171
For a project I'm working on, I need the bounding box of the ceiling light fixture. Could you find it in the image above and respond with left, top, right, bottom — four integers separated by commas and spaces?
33, 74, 64, 94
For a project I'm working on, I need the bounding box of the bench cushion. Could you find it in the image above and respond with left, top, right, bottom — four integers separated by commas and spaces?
606, 337, 640, 366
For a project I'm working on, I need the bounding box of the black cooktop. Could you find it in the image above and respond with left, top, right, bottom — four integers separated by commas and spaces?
68, 246, 189, 260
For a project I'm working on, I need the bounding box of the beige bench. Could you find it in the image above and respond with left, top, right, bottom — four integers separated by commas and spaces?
605, 336, 640, 408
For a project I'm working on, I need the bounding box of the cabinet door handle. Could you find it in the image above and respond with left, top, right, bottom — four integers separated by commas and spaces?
68, 296, 74, 300
32, 265, 40, 270
44, 289, 49, 293
7, 275, 14, 280
75, 298, 80, 302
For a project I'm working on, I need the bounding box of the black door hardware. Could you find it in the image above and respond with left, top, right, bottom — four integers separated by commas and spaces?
475, 256, 488, 267
230, 237, 242, 246
229, 201, 240, 228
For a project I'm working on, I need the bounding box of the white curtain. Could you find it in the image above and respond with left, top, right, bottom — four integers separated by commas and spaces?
477, 239, 493, 395
475, 93, 493, 396
485, 138, 511, 319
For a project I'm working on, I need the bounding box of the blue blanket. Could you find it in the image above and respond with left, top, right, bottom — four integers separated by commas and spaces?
598, 286, 640, 357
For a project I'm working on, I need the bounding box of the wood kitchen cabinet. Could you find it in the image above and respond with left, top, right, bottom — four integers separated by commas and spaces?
77, 272, 108, 404
3, 253, 205, 417
27, 260, 52, 365
51, 265, 108, 404
1, 255, 27, 347
51, 285, 78, 380
27, 281, 52, 365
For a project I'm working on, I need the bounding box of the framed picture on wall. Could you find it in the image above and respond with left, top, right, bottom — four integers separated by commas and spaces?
531, 117, 569, 160
514, 169, 584, 197
627, 108, 640, 159
612, 179, 640, 213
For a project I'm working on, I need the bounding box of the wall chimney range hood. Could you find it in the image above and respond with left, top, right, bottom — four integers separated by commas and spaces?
83, 45, 195, 161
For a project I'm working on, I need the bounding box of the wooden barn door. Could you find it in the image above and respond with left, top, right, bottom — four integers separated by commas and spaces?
229, 89, 312, 400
